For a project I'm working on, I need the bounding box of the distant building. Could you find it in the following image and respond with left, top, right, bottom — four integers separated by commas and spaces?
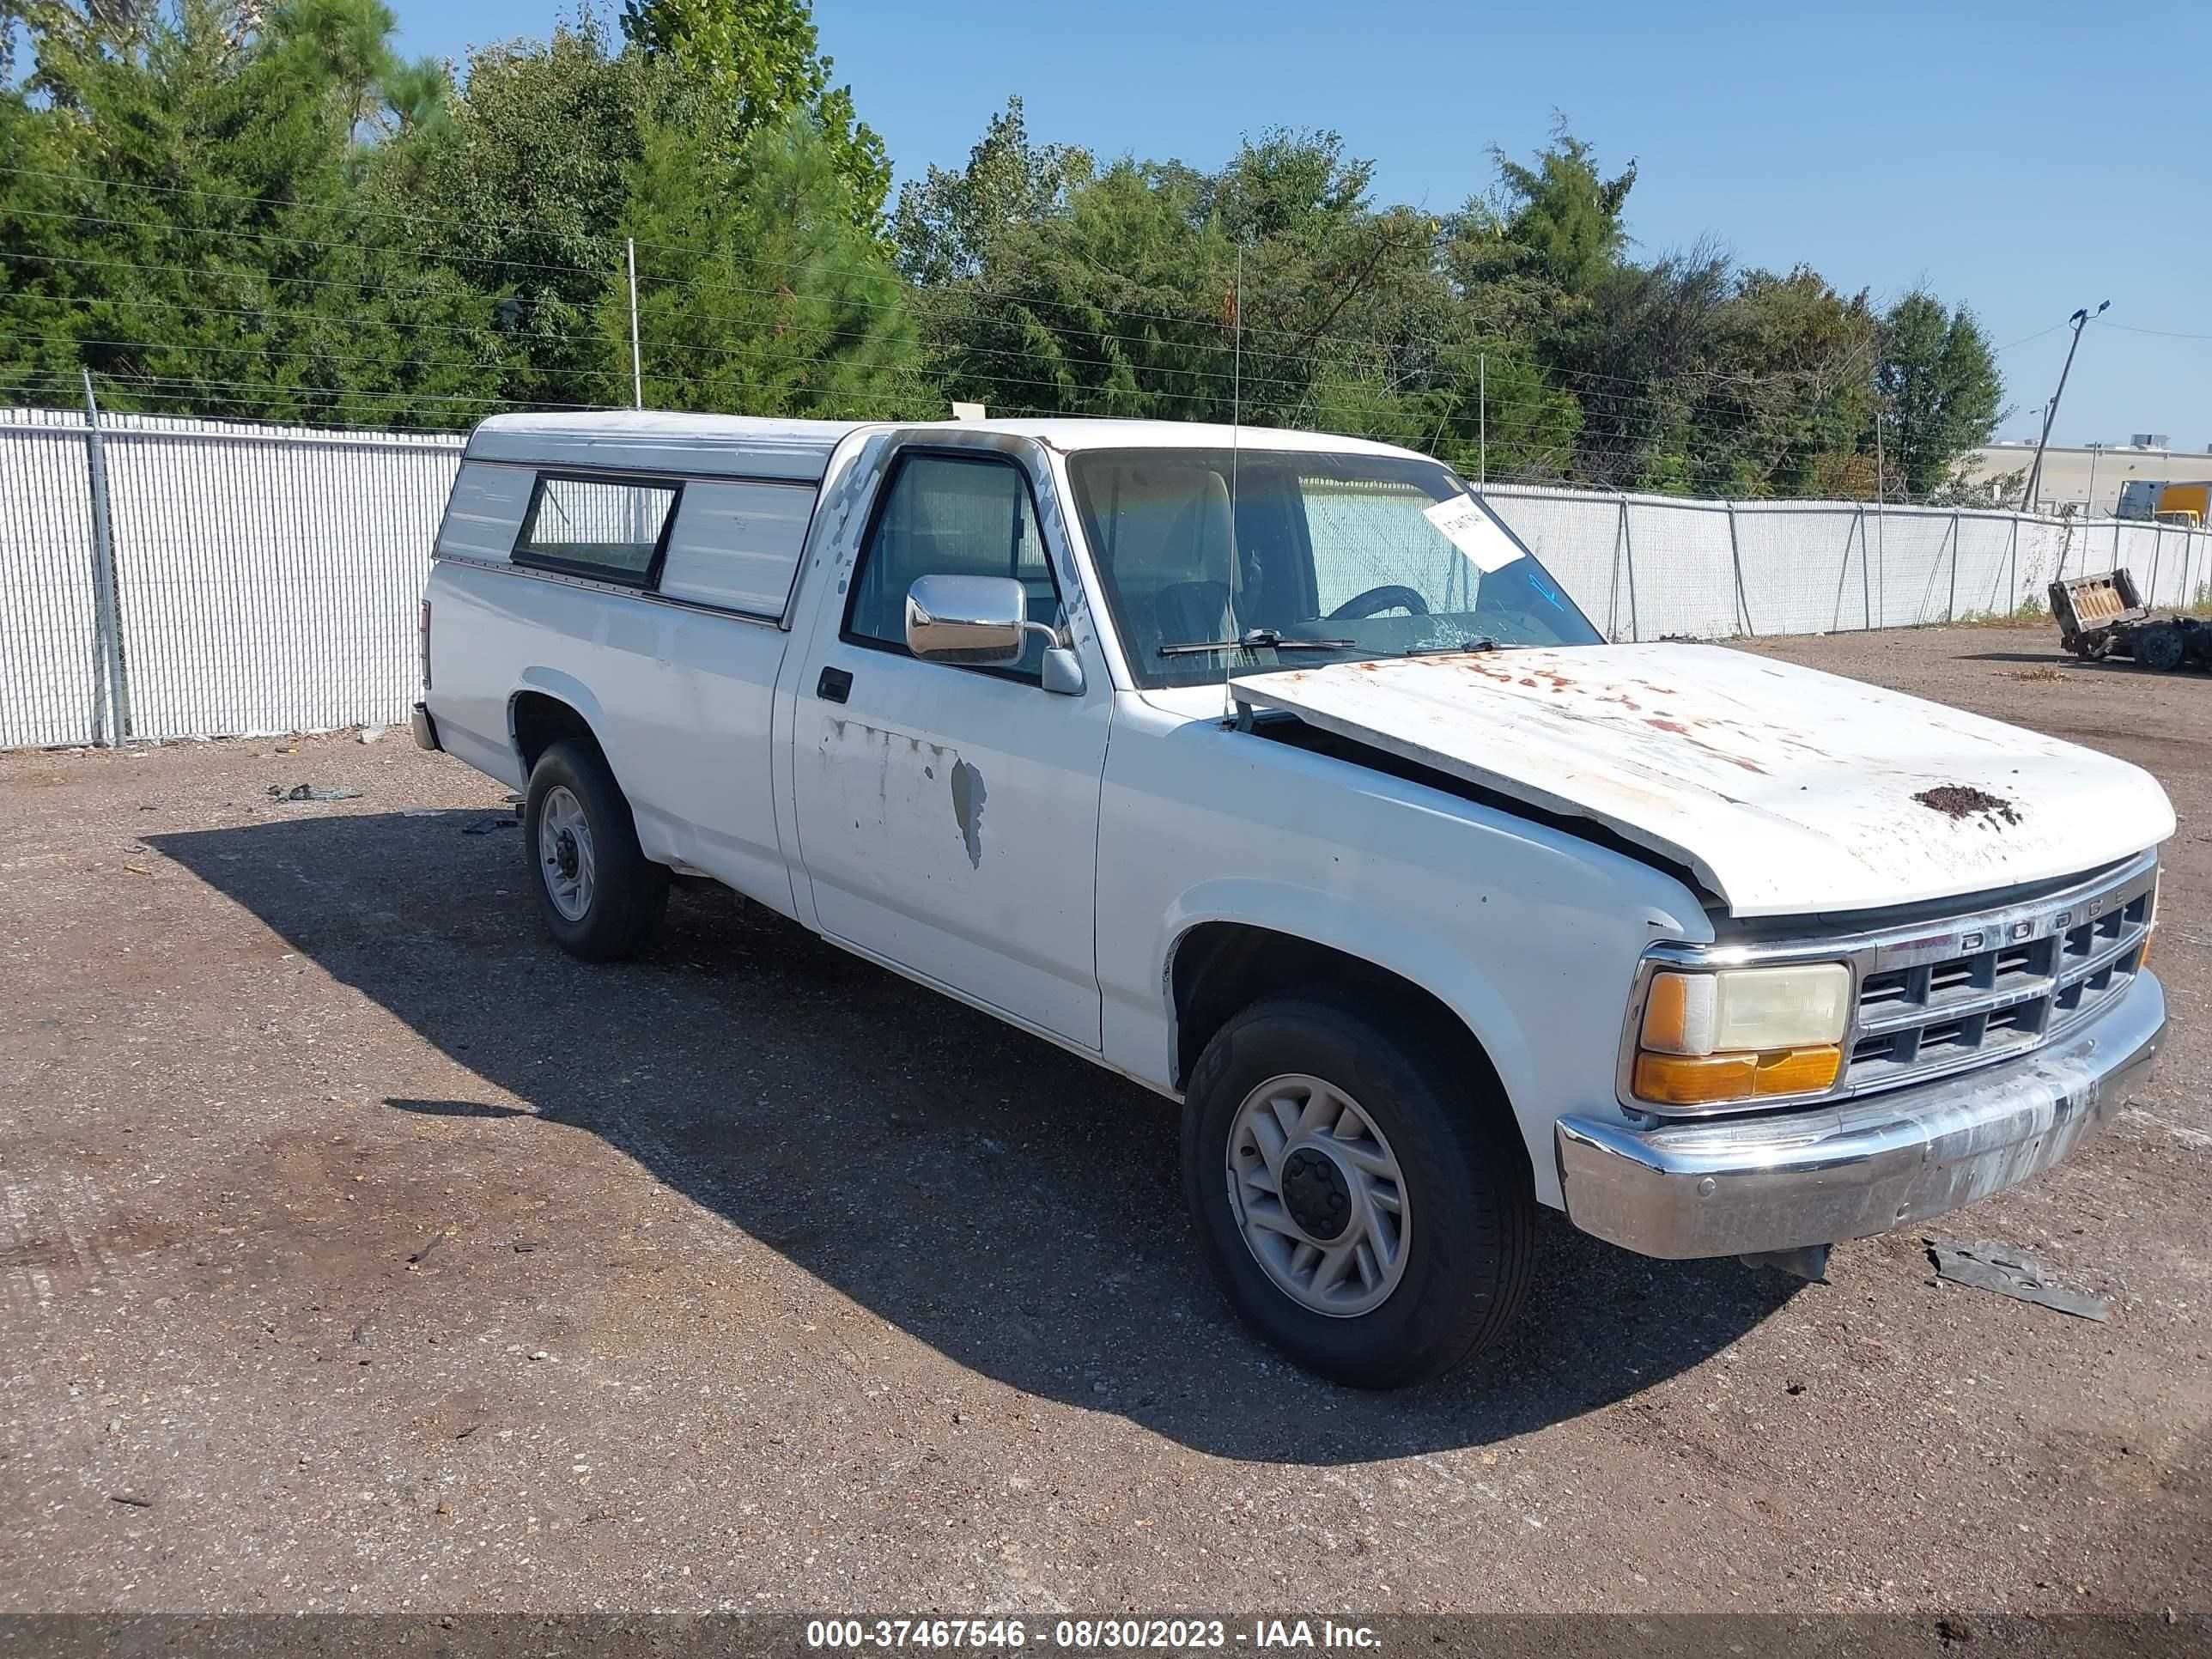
1961, 437, 2208, 518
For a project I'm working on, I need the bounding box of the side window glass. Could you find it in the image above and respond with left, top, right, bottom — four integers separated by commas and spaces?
514, 476, 679, 586
844, 453, 1060, 677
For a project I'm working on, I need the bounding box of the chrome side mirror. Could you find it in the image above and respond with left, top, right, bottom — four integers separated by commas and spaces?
905, 574, 1081, 695
905, 574, 1029, 665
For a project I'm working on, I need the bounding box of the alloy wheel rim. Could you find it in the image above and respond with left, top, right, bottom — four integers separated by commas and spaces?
1224, 1073, 1411, 1318
538, 785, 595, 922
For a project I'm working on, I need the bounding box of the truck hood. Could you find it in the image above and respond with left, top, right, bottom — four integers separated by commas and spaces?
1230, 643, 2173, 917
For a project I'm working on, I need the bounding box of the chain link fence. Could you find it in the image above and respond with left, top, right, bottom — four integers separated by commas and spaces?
2, 405, 461, 747
5, 404, 2209, 750
1481, 483, 2212, 641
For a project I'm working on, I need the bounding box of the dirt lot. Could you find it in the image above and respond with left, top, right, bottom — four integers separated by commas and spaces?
1, 623, 2206, 1616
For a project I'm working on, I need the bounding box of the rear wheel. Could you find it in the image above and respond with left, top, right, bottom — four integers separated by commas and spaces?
1181, 994, 1536, 1388
2137, 624, 2186, 672
523, 739, 668, 961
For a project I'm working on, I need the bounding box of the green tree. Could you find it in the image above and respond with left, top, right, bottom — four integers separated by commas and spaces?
0, 0, 500, 425
1876, 290, 2002, 499
1460, 121, 1637, 297
891, 94, 1091, 286
617, 0, 887, 228
1698, 268, 1881, 497
613, 110, 926, 418
915, 118, 1458, 444
360, 15, 654, 412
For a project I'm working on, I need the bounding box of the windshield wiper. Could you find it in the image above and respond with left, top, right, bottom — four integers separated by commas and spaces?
1402, 635, 1503, 656
1157, 628, 1357, 658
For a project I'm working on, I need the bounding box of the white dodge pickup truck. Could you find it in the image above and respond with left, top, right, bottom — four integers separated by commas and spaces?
416, 411, 2172, 1386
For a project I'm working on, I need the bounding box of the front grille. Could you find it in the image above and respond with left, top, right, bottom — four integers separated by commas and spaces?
1843, 875, 2154, 1093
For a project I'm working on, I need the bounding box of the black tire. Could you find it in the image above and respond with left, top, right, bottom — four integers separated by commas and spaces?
1181, 994, 1536, 1388
2137, 624, 2186, 672
522, 738, 669, 962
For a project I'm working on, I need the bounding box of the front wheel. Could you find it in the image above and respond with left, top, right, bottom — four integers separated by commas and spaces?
523, 739, 669, 962
1181, 994, 1536, 1388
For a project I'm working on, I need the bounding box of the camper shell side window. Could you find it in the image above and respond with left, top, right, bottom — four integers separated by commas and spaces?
512, 472, 683, 587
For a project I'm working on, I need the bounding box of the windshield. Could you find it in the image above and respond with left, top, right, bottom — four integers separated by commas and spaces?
1064, 448, 1601, 689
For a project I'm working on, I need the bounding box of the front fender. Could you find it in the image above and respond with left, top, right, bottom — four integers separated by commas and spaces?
1159, 878, 1540, 1134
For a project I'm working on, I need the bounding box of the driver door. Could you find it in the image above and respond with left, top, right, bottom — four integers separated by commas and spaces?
790, 446, 1113, 1049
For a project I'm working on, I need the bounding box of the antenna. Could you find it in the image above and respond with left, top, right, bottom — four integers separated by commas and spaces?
1224, 240, 1243, 724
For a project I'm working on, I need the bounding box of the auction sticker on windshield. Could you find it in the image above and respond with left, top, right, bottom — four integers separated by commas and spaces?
1422, 495, 1525, 572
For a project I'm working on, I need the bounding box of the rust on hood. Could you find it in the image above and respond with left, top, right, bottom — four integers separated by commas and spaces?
1224, 641, 2173, 917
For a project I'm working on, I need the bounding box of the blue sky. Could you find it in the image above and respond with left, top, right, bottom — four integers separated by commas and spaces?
390, 0, 2211, 450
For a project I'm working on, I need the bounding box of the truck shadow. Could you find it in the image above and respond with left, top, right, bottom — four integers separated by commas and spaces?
149, 811, 1794, 1465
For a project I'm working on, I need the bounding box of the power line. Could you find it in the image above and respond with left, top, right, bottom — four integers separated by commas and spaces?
2102, 321, 2212, 343
4, 194, 1857, 398
0, 254, 1866, 433
9, 366, 1895, 489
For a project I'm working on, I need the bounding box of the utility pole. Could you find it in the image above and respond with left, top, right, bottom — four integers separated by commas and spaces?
627, 237, 643, 410
1478, 352, 1486, 488
2021, 301, 2110, 514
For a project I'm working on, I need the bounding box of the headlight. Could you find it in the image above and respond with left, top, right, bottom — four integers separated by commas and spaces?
1630, 963, 1851, 1109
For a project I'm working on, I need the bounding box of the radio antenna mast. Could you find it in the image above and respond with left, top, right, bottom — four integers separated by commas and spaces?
1223, 240, 1243, 724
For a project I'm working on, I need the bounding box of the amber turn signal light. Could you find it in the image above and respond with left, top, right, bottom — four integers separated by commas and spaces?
1632, 1044, 1841, 1108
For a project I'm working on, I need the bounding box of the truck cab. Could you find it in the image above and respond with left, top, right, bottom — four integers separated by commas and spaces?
416, 411, 2171, 1387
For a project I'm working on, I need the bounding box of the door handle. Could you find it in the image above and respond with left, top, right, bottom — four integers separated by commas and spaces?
817, 666, 853, 704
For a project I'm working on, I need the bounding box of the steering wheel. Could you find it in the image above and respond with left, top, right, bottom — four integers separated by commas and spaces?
1328, 584, 1431, 621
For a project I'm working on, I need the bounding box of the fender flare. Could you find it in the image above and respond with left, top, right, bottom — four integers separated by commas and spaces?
1158, 877, 1540, 1143
506, 672, 655, 809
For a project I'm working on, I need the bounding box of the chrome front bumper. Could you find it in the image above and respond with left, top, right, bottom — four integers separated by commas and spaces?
1555, 970, 2166, 1260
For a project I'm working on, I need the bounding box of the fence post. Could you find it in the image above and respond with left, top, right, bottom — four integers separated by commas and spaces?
80, 371, 131, 747
1845, 507, 1859, 628
1725, 500, 1753, 636
2151, 525, 2164, 606
1947, 511, 1960, 623
1605, 496, 1625, 639
1620, 496, 1639, 642
2008, 516, 2019, 612
1857, 506, 1871, 629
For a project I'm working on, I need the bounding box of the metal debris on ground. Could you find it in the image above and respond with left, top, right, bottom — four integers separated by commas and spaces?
266, 783, 363, 802
1925, 1237, 2109, 1321
2051, 568, 2212, 672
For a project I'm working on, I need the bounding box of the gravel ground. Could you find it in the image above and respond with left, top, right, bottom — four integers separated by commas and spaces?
1, 624, 2206, 1617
